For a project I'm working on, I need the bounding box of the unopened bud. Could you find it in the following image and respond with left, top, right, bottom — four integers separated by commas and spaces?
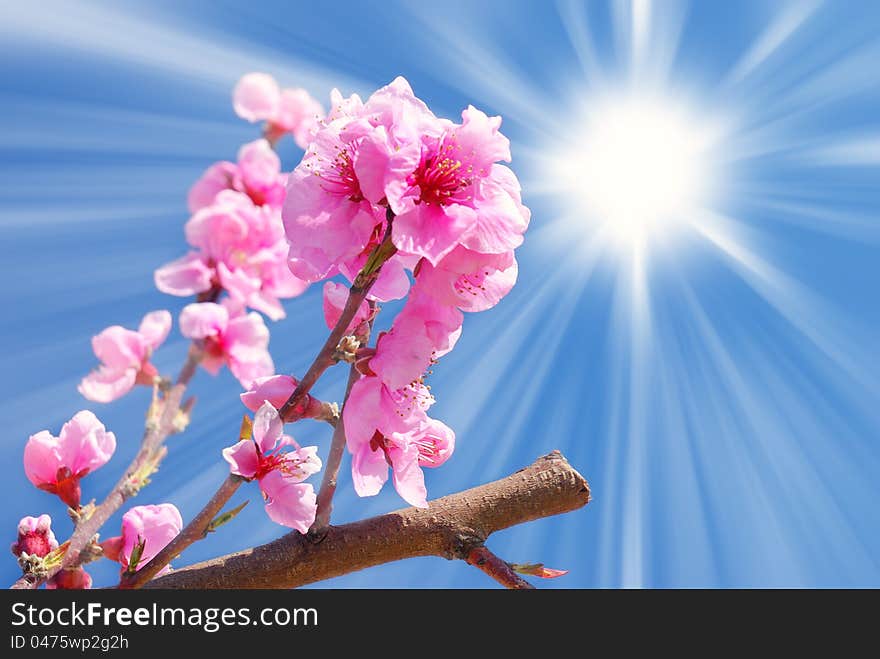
11, 515, 58, 559
334, 335, 360, 363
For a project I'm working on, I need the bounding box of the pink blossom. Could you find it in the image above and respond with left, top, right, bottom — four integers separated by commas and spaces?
282, 77, 529, 292
222, 402, 321, 532
157, 188, 308, 320
283, 78, 432, 284
233, 73, 324, 149
389, 106, 528, 265
102, 504, 183, 574
342, 376, 454, 508
283, 126, 384, 284
24, 411, 117, 508
188, 139, 286, 213
78, 311, 172, 403
368, 291, 462, 391
233, 73, 280, 123
179, 302, 273, 388
414, 246, 518, 312
276, 88, 326, 150
322, 281, 371, 332
11, 515, 58, 558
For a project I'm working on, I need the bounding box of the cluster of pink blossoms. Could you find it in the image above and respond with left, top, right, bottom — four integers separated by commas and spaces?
154, 73, 325, 322
16, 411, 182, 588
14, 73, 528, 587
281, 77, 530, 507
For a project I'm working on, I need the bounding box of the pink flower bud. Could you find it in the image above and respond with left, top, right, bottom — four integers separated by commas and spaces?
24, 411, 116, 508
116, 504, 184, 574
11, 515, 58, 558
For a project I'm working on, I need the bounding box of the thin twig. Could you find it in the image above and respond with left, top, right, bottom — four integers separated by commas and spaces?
278, 210, 396, 422
310, 302, 377, 533
311, 366, 361, 533
465, 546, 535, 589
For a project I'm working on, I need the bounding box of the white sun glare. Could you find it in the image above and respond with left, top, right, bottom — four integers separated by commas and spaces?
557, 92, 722, 253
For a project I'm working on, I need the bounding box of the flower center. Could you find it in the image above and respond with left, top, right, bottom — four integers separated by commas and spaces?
310, 145, 364, 202
204, 335, 226, 360
409, 141, 473, 206
254, 450, 308, 481
454, 269, 492, 298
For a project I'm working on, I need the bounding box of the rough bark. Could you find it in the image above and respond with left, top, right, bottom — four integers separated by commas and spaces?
144, 451, 590, 589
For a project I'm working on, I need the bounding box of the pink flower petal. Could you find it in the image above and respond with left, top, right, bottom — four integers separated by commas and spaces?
23, 430, 62, 487
138, 310, 172, 351
58, 410, 116, 476
154, 253, 214, 297
188, 161, 237, 213
91, 326, 145, 370
388, 443, 428, 508
221, 439, 260, 479
252, 401, 283, 454
233, 73, 280, 123
350, 444, 389, 498
179, 302, 228, 340
78, 366, 137, 403
240, 375, 297, 411
322, 281, 370, 331
259, 471, 317, 533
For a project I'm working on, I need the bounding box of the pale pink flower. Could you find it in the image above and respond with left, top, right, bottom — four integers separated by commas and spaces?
179, 302, 273, 389
233, 73, 280, 123
188, 139, 286, 213
24, 411, 117, 508
368, 291, 462, 391
342, 376, 454, 508
11, 514, 58, 558
102, 504, 183, 574
78, 311, 172, 403
414, 246, 518, 312
222, 401, 321, 532
283, 126, 384, 284
233, 73, 324, 149
322, 281, 371, 332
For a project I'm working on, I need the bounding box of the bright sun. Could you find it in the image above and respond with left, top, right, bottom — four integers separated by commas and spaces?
557, 92, 720, 252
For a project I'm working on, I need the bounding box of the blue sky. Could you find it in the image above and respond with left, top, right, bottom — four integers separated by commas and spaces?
1, 0, 878, 587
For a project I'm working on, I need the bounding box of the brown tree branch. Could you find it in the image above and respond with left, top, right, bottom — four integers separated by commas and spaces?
465, 545, 535, 589
143, 451, 590, 589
